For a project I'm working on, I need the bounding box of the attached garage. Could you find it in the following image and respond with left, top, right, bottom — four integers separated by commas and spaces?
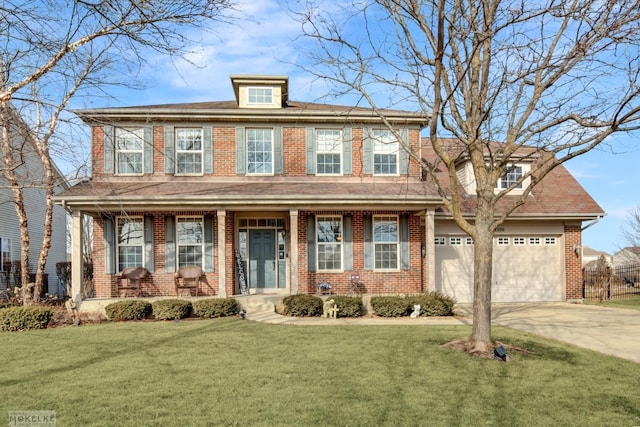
433, 222, 565, 303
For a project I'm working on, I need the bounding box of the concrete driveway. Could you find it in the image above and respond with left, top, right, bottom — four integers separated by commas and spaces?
470, 303, 640, 363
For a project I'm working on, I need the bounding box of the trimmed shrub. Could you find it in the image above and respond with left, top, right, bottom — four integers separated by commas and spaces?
192, 298, 239, 318
105, 300, 152, 321
0, 306, 53, 331
0, 302, 18, 310
407, 292, 456, 317
331, 295, 363, 318
152, 299, 192, 320
370, 296, 411, 317
282, 294, 323, 317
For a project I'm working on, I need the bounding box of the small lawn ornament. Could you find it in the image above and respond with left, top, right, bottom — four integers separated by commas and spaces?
322, 298, 339, 319
410, 304, 421, 318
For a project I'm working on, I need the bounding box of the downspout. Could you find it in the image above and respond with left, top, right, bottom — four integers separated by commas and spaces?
582, 215, 605, 231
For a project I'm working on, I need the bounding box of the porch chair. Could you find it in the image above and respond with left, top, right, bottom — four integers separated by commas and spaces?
116, 267, 149, 297
174, 265, 203, 296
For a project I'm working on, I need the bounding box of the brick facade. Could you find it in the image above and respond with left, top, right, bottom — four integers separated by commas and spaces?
564, 223, 583, 301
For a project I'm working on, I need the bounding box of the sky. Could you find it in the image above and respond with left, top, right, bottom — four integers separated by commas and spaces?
70, 0, 640, 255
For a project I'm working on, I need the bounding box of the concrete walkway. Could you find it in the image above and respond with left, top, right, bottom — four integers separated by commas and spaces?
241, 298, 640, 363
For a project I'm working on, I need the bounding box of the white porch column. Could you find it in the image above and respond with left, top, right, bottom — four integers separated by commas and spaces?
217, 210, 227, 297
71, 210, 83, 304
289, 209, 299, 294
425, 209, 436, 292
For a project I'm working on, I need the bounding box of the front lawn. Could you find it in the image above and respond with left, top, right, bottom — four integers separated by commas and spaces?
1, 319, 639, 426
586, 295, 640, 311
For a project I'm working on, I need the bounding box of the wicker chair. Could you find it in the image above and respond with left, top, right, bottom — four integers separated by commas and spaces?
116, 267, 149, 297
174, 265, 203, 296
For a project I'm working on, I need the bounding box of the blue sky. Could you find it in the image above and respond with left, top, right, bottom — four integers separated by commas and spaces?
70, 0, 640, 255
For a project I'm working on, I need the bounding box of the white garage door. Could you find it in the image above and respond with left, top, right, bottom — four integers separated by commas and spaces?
434, 236, 563, 303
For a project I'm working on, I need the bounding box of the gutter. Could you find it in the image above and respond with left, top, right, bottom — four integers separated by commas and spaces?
581, 214, 605, 231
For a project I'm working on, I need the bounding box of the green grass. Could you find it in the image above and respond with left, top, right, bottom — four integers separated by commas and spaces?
586, 295, 640, 310
1, 319, 639, 426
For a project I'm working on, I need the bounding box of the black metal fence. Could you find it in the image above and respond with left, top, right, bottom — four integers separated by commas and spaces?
583, 263, 640, 301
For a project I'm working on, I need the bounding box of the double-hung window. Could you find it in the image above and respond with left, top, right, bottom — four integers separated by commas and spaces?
373, 130, 399, 175
177, 217, 204, 268
247, 129, 273, 174
117, 217, 144, 271
496, 165, 523, 189
248, 87, 273, 104
316, 130, 342, 175
316, 216, 342, 270
374, 216, 399, 269
176, 128, 203, 175
116, 128, 144, 174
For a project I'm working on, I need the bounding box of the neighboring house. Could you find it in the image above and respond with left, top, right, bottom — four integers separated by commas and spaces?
0, 105, 69, 297
55, 74, 604, 305
612, 247, 640, 267
582, 246, 612, 268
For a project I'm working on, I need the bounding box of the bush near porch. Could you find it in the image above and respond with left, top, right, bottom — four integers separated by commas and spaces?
371, 292, 455, 317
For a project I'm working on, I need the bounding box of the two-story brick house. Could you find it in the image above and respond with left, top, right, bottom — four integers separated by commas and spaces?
56, 74, 604, 306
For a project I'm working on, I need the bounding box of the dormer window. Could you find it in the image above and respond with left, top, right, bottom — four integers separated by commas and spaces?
496, 165, 523, 190
248, 87, 273, 105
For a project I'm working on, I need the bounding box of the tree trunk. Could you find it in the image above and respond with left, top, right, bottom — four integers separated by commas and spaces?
468, 201, 495, 353
32, 143, 55, 301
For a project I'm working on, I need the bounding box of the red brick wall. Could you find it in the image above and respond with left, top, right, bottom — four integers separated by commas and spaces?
564, 223, 583, 301
298, 211, 423, 295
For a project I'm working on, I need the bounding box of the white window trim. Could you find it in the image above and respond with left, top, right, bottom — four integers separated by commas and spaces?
116, 216, 144, 272
115, 128, 144, 176
175, 128, 203, 176
247, 87, 273, 105
544, 237, 557, 245
316, 129, 343, 176
497, 237, 510, 246
435, 237, 446, 246
465, 237, 474, 246
449, 237, 463, 246
176, 215, 205, 269
495, 163, 531, 193
372, 130, 400, 176
373, 215, 400, 271
513, 237, 526, 246
246, 128, 274, 176
529, 237, 542, 246
316, 215, 343, 271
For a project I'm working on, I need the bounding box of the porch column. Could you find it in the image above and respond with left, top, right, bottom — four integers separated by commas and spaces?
71, 210, 83, 305
217, 210, 227, 297
425, 209, 436, 292
289, 209, 299, 294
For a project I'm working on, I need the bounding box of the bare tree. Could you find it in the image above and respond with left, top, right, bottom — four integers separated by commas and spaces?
0, 0, 236, 304
621, 206, 640, 248
297, 0, 640, 353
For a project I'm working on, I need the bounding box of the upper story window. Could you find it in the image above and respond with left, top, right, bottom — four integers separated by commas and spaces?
316, 129, 342, 175
496, 165, 523, 189
248, 87, 273, 105
316, 216, 342, 271
176, 128, 203, 175
116, 128, 144, 174
177, 216, 204, 269
247, 129, 273, 174
117, 217, 144, 271
374, 215, 399, 269
372, 130, 399, 175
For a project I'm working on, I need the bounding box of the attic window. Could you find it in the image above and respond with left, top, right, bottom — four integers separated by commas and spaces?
496, 165, 523, 189
248, 87, 273, 104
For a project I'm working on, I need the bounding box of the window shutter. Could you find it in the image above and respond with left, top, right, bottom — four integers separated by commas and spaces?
306, 215, 316, 272
144, 215, 154, 272
305, 127, 315, 174
104, 217, 115, 274
203, 126, 213, 174
204, 214, 214, 272
274, 127, 283, 175
363, 128, 373, 174
400, 128, 410, 175
165, 216, 176, 273
344, 214, 353, 271
343, 128, 352, 175
104, 126, 115, 174
364, 215, 373, 270
236, 127, 245, 175
164, 126, 174, 174
143, 127, 153, 174
400, 214, 410, 270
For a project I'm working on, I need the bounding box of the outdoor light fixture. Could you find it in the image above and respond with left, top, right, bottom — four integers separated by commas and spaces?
574, 245, 582, 256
